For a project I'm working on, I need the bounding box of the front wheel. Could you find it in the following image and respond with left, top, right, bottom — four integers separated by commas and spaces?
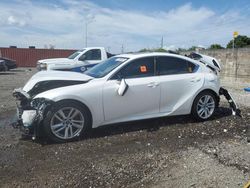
3, 63, 8, 71
43, 100, 91, 143
192, 91, 217, 121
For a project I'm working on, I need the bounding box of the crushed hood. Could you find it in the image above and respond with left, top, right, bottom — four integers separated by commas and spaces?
23, 71, 93, 92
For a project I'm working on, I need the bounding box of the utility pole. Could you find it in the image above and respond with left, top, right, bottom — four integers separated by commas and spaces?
85, 14, 95, 47
85, 21, 88, 47
107, 46, 111, 52
233, 31, 239, 81
233, 36, 235, 51
233, 31, 238, 50
121, 44, 124, 53
161, 36, 163, 48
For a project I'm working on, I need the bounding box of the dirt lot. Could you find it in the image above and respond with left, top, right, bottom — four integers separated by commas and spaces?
0, 68, 249, 188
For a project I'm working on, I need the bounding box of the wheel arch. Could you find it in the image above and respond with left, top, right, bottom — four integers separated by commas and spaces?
193, 88, 220, 108
46, 98, 93, 128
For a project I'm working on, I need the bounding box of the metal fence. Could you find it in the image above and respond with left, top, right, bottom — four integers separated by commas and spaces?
0, 47, 76, 67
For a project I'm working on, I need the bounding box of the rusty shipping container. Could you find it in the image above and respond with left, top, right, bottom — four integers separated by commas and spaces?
0, 47, 77, 67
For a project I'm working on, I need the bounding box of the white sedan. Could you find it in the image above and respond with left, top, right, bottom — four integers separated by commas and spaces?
13, 52, 235, 142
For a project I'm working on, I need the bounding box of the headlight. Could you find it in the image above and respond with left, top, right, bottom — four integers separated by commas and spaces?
30, 98, 53, 115
30, 98, 45, 109
30, 98, 52, 110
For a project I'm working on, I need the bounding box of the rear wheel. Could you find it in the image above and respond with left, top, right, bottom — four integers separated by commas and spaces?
43, 100, 91, 143
192, 91, 217, 121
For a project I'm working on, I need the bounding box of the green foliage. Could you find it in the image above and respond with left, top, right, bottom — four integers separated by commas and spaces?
137, 35, 250, 53
187, 46, 197, 51
138, 48, 167, 52
227, 35, 250, 48
138, 48, 150, 52
154, 48, 167, 52
209, 44, 224, 49
176, 48, 187, 53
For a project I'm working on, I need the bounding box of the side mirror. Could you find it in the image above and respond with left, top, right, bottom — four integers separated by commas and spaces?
117, 79, 128, 96
116, 72, 123, 81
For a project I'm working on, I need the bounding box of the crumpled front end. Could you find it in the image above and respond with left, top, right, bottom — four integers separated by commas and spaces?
12, 88, 53, 139
11, 71, 91, 140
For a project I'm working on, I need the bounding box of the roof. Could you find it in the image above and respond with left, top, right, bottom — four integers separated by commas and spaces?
116, 52, 191, 60
83, 47, 105, 50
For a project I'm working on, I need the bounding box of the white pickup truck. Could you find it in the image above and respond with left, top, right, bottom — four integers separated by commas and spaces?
37, 47, 114, 72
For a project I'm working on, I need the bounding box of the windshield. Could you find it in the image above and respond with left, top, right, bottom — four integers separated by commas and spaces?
85, 56, 128, 78
68, 50, 85, 59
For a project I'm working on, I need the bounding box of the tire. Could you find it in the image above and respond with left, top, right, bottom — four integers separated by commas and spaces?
43, 100, 91, 143
3, 63, 8, 71
191, 91, 217, 121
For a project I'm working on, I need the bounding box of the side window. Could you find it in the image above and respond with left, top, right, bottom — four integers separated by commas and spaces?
187, 61, 197, 72
156, 56, 197, 75
113, 57, 155, 79
79, 49, 101, 61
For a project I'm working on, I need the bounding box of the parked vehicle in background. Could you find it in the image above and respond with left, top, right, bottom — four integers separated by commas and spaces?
0, 60, 7, 71
0, 57, 17, 71
13, 52, 240, 143
37, 47, 114, 73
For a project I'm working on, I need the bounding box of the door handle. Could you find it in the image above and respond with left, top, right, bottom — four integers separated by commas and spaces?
147, 82, 159, 87
154, 82, 159, 86
190, 77, 201, 82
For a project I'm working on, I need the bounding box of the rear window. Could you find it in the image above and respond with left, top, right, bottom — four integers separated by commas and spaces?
83, 49, 101, 60
156, 56, 197, 75
188, 52, 202, 60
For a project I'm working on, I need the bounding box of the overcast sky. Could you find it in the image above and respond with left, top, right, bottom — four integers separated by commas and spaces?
0, 0, 250, 53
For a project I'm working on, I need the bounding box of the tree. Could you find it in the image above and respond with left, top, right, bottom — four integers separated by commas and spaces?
138, 48, 167, 53
176, 48, 187, 52
138, 48, 150, 52
154, 48, 167, 52
227, 35, 250, 48
209, 44, 224, 49
187, 46, 196, 51
49, 44, 55, 49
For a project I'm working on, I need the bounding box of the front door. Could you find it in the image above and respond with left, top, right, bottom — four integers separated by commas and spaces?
78, 49, 102, 64
103, 57, 160, 123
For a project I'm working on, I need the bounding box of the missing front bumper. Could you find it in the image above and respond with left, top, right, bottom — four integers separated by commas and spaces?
11, 109, 37, 139
12, 89, 54, 140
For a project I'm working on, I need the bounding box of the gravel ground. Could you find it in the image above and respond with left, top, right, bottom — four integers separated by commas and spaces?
0, 68, 249, 188
220, 79, 250, 108
0, 68, 37, 114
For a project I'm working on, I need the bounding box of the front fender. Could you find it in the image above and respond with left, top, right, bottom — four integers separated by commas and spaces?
34, 91, 93, 115
34, 85, 104, 128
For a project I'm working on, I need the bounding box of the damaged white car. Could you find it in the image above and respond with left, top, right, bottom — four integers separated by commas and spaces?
13, 52, 240, 143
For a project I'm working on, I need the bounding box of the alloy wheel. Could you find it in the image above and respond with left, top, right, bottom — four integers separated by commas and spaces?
50, 107, 85, 140
196, 95, 215, 119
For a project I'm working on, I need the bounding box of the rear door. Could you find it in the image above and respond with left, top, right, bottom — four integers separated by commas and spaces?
156, 56, 203, 113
